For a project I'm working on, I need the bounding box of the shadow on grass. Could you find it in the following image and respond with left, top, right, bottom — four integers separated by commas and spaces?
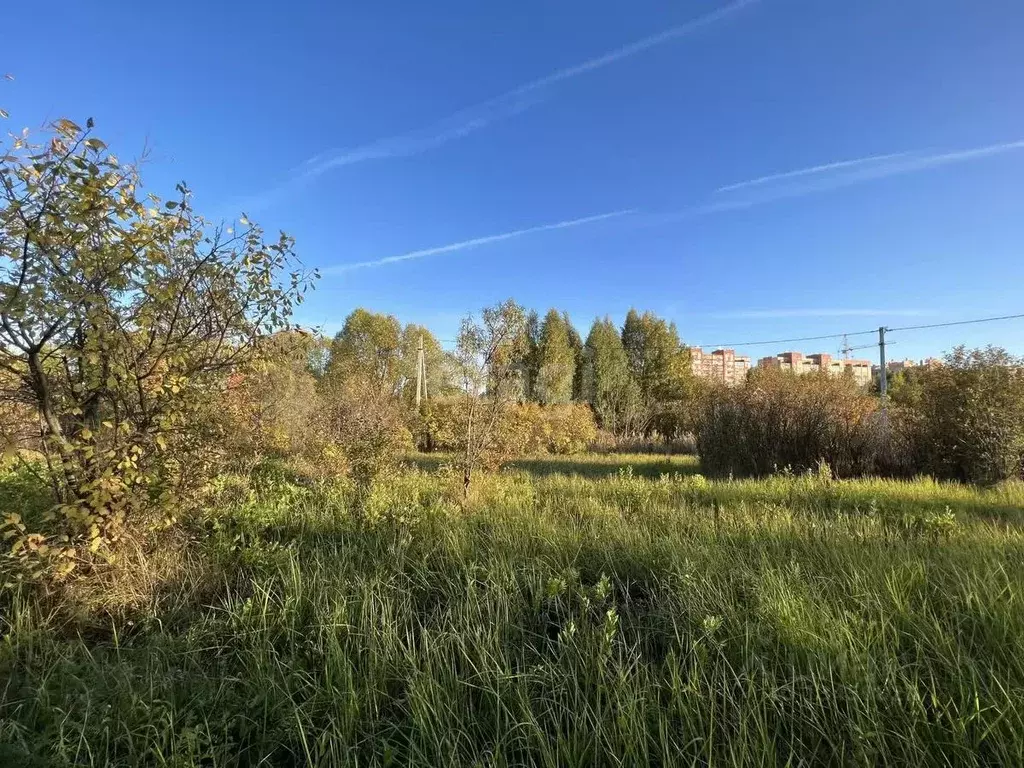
404, 452, 701, 481
507, 455, 701, 480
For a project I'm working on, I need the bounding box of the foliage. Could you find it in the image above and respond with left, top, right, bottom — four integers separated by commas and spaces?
697, 367, 887, 478
425, 400, 596, 459
540, 403, 597, 454
318, 376, 412, 494
0, 117, 313, 575
582, 317, 645, 436
398, 323, 456, 408
3, 457, 1024, 765
453, 299, 527, 492
535, 309, 576, 405
221, 331, 319, 461
564, 311, 586, 401
327, 308, 403, 394
908, 346, 1024, 484
520, 309, 542, 400
621, 308, 694, 407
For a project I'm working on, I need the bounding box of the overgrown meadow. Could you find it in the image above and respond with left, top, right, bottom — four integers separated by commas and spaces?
3, 454, 1022, 766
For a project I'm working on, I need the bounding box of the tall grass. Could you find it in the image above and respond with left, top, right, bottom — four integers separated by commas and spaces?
2, 456, 1024, 765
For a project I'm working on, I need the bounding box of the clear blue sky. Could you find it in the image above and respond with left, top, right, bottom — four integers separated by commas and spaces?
4, 0, 1023, 361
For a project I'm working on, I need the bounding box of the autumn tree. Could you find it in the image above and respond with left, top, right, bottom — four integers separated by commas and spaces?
454, 299, 526, 495
0, 116, 314, 568
535, 309, 576, 405
582, 318, 643, 436
327, 309, 403, 394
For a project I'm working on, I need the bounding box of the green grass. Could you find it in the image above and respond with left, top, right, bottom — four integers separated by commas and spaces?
2, 454, 1024, 766
407, 450, 701, 480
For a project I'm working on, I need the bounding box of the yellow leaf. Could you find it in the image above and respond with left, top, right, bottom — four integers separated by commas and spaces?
80, 427, 93, 440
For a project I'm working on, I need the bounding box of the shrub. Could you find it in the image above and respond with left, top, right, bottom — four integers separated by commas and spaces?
0, 117, 313, 579
908, 346, 1024, 484
541, 404, 598, 455
696, 368, 886, 478
424, 400, 596, 461
319, 377, 412, 492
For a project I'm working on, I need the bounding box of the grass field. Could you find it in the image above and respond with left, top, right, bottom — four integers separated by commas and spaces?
2, 453, 1024, 766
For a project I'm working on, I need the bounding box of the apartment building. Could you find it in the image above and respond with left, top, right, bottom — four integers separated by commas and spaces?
689, 347, 751, 386
757, 351, 873, 386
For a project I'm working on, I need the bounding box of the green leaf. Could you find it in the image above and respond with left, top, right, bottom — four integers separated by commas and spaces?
84, 138, 106, 151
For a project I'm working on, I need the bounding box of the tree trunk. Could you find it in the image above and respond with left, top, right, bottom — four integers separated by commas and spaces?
27, 350, 79, 501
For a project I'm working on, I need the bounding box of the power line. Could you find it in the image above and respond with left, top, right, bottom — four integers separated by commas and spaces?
694, 311, 1024, 351
888, 312, 1024, 333
696, 328, 877, 350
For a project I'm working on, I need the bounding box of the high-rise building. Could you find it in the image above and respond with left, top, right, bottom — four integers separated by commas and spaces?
758, 351, 872, 386
689, 347, 750, 386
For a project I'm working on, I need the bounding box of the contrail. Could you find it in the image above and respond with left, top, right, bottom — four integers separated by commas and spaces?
715, 152, 909, 193
660, 138, 1024, 222
302, 0, 759, 177
326, 209, 636, 272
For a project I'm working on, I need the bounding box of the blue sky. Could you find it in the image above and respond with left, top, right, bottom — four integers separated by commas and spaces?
4, 0, 1023, 361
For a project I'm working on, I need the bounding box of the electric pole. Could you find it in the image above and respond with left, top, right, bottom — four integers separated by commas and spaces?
878, 326, 888, 422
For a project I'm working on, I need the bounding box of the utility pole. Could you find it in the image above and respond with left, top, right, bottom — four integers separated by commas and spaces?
415, 333, 428, 410
878, 326, 888, 422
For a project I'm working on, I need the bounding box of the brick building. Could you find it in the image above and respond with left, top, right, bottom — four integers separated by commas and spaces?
689, 347, 750, 386
757, 351, 872, 386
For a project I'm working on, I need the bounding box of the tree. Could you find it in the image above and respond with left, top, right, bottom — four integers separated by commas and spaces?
620, 309, 695, 434
535, 309, 575, 405
582, 318, 644, 436
0, 116, 314, 567
327, 309, 402, 394
521, 309, 541, 401
621, 309, 691, 404
563, 311, 585, 401
454, 299, 526, 495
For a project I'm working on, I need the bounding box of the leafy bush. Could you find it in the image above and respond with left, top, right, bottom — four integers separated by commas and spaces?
905, 346, 1024, 484
424, 400, 597, 461
541, 404, 598, 455
697, 368, 887, 478
319, 377, 413, 491
0, 117, 313, 579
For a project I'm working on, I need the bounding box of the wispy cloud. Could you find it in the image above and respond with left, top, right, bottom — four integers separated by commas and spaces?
299, 0, 757, 180
709, 308, 935, 320
715, 152, 908, 193
325, 209, 635, 273
661, 138, 1024, 223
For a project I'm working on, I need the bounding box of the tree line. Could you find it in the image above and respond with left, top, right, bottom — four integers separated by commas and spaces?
315, 303, 700, 440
